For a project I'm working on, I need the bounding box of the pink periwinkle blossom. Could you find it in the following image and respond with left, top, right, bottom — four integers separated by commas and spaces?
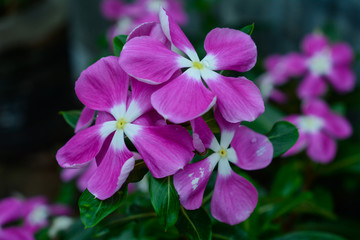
173, 108, 273, 225
258, 54, 303, 103
56, 56, 194, 200
293, 33, 355, 98
0, 196, 70, 240
120, 8, 264, 124
283, 99, 352, 163
101, 0, 187, 42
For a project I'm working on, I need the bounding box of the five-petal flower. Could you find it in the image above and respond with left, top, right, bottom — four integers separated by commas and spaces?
283, 99, 352, 163
173, 108, 273, 225
120, 8, 264, 124
56, 56, 194, 200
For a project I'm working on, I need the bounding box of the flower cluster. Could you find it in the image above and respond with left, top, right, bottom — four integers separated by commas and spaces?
258, 33, 355, 101
56, 8, 274, 225
0, 196, 70, 240
257, 33, 354, 163
101, 0, 187, 44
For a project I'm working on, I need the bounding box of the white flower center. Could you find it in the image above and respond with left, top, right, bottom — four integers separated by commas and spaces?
48, 216, 74, 238
307, 51, 332, 76
298, 115, 324, 133
148, 0, 167, 12
258, 74, 275, 100
116, 118, 127, 130
28, 205, 49, 225
218, 148, 227, 158
192, 61, 204, 70
115, 17, 132, 35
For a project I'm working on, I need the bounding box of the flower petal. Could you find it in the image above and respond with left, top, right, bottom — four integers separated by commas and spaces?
174, 154, 219, 210
100, 0, 124, 20
125, 124, 194, 178
56, 122, 116, 168
323, 113, 352, 139
87, 131, 135, 200
284, 53, 307, 76
230, 126, 273, 170
132, 110, 167, 126
302, 98, 329, 116
327, 67, 355, 93
190, 117, 219, 152
120, 36, 182, 84
203, 28, 257, 72
270, 89, 288, 104
297, 74, 327, 98
128, 21, 171, 49
125, 78, 160, 122
76, 160, 98, 191
75, 107, 95, 133
304, 99, 353, 139
330, 43, 354, 66
0, 227, 34, 240
214, 106, 239, 132
211, 167, 258, 225
307, 132, 336, 163
75, 56, 129, 113
159, 8, 197, 60
0, 197, 23, 225
151, 68, 216, 123
204, 71, 264, 123
301, 33, 328, 56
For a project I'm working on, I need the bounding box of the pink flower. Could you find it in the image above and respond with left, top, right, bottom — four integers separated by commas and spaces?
283, 99, 352, 163
173, 109, 273, 225
102, 0, 187, 41
294, 33, 355, 98
120, 8, 264, 124
56, 56, 194, 200
0, 196, 70, 240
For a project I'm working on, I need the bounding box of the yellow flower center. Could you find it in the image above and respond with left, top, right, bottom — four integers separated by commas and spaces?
116, 118, 127, 130
219, 148, 227, 158
193, 61, 204, 70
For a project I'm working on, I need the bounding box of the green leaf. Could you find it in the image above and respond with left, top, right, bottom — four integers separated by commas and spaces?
242, 104, 285, 134
271, 162, 303, 197
59, 110, 82, 129
113, 35, 127, 56
271, 231, 346, 240
260, 192, 312, 222
295, 188, 336, 220
149, 175, 180, 230
176, 207, 212, 240
240, 23, 255, 35
79, 188, 127, 228
266, 121, 299, 158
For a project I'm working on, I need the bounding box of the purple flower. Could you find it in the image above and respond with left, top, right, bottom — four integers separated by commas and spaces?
120, 8, 264, 124
0, 196, 70, 240
173, 108, 273, 225
102, 0, 187, 41
56, 56, 194, 200
283, 99, 352, 163
293, 33, 355, 98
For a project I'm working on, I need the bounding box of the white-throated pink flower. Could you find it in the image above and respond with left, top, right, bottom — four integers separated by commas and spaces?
56, 56, 194, 200
173, 108, 273, 225
120, 8, 264, 124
